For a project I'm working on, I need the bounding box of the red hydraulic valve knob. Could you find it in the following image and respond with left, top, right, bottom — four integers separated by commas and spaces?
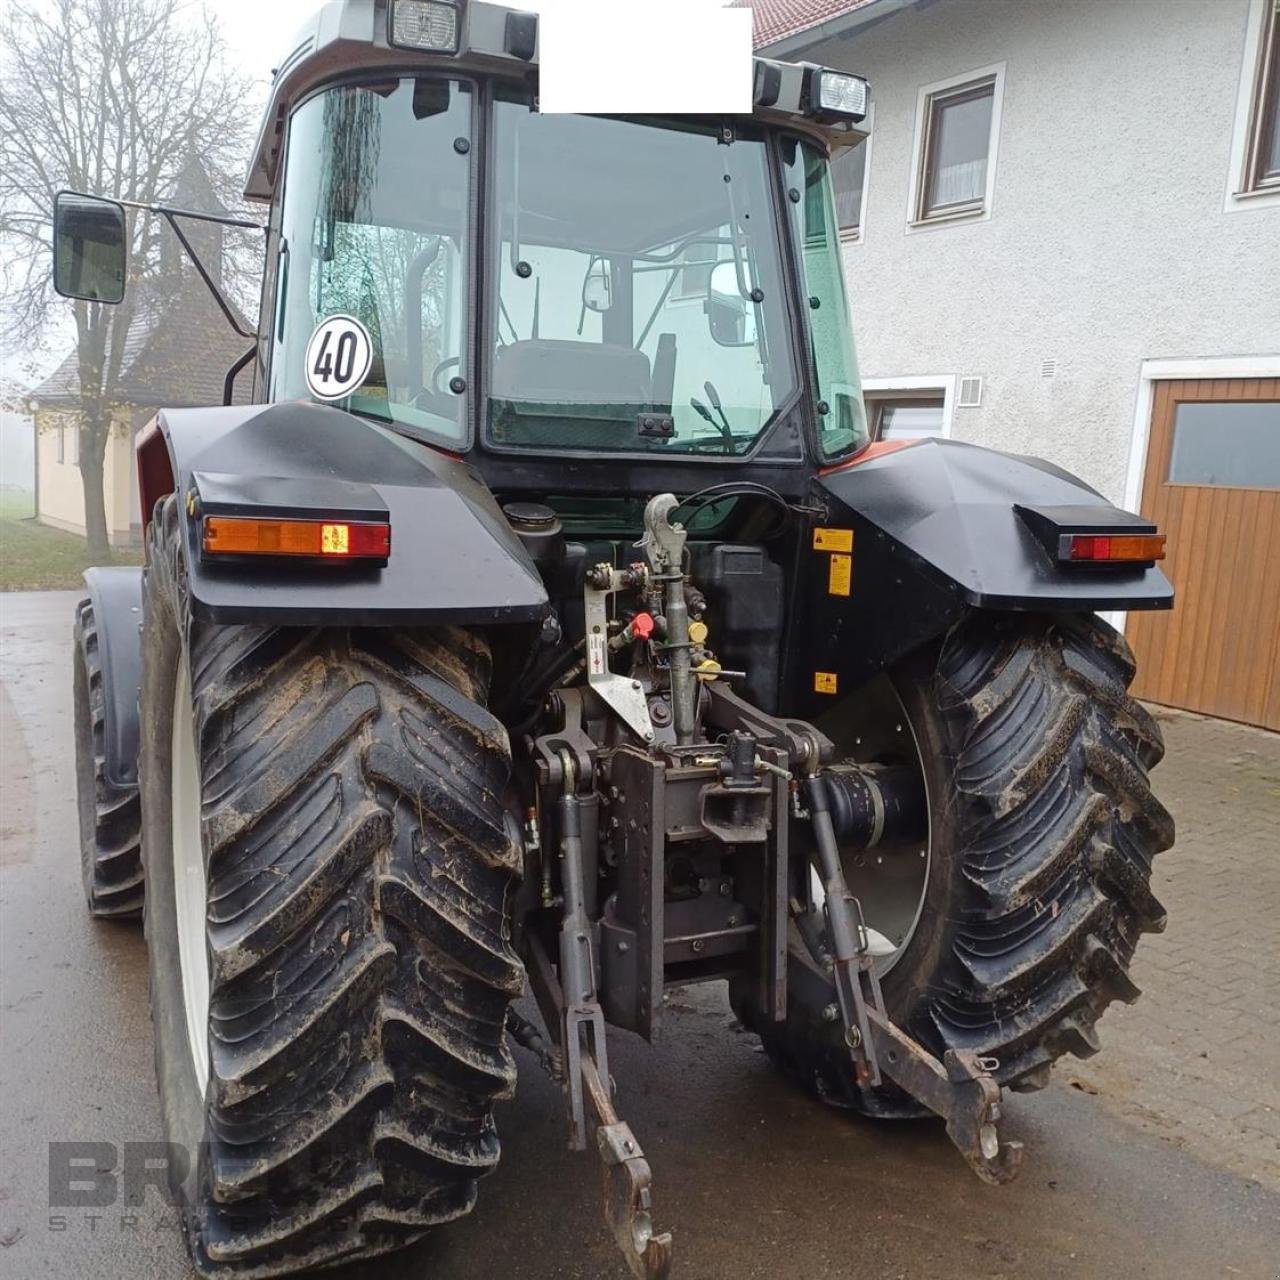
630, 612, 656, 642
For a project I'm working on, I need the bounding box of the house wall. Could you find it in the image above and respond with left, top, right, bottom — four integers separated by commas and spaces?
803, 0, 1280, 504
36, 410, 140, 546
35, 412, 84, 535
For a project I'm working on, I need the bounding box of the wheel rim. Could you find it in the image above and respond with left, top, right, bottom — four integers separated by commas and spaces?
172, 650, 210, 1098
818, 677, 932, 977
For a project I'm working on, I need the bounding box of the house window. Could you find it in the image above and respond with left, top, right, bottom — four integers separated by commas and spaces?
910, 66, 1004, 226
870, 396, 946, 440
831, 130, 870, 239
62, 423, 79, 465
1246, 0, 1279, 192
1167, 401, 1280, 488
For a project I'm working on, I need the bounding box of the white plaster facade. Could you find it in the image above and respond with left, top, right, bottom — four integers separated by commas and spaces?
789, 0, 1280, 505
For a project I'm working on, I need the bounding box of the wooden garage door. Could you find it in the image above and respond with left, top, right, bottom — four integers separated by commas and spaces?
1127, 378, 1280, 730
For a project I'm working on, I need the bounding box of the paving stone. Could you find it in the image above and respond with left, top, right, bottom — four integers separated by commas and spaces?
1070, 707, 1280, 1189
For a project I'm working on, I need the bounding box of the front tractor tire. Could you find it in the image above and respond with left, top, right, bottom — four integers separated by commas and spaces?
140, 498, 523, 1276
73, 596, 144, 919
750, 611, 1174, 1113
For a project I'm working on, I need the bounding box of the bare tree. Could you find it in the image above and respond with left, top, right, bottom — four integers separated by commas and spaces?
0, 0, 255, 558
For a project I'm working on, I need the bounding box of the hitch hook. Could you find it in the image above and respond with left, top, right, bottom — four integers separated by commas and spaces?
586, 1058, 674, 1279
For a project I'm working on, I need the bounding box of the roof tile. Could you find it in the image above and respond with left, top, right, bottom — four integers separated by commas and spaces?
731, 0, 879, 49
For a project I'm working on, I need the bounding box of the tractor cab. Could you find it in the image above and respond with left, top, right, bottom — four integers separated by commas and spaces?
263, 72, 868, 472
57, 0, 873, 495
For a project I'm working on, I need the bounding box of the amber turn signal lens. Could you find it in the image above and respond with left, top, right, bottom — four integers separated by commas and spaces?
203, 516, 391, 559
1066, 533, 1166, 563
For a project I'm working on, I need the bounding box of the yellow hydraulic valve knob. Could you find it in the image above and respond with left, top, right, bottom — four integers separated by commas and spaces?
695, 658, 722, 682
688, 620, 709, 645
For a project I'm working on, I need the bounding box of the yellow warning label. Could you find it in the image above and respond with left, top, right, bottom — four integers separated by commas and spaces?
814, 672, 839, 695
813, 527, 854, 553
828, 553, 852, 597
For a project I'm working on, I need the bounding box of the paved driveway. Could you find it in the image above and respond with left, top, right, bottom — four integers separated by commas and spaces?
1, 591, 1277, 1279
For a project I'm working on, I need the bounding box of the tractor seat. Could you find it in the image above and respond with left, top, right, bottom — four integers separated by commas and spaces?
492, 339, 652, 405
491, 340, 655, 448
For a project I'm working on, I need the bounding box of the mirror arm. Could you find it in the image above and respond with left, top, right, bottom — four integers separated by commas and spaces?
508, 123, 526, 277
161, 210, 257, 340
498, 295, 520, 344
115, 196, 264, 233
223, 343, 257, 407
635, 266, 681, 351
406, 238, 443, 398
718, 158, 752, 300
577, 253, 598, 336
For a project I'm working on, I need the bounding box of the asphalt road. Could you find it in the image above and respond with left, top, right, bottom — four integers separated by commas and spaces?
2, 591, 1277, 1280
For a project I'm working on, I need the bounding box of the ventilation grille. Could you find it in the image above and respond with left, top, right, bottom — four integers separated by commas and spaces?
1041, 358, 1058, 379
958, 376, 983, 407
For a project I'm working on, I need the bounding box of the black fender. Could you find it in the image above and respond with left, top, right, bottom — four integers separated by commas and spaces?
137, 401, 549, 626
793, 439, 1173, 707
81, 566, 144, 788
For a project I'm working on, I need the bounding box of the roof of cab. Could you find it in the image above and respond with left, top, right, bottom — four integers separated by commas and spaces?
245, 0, 865, 202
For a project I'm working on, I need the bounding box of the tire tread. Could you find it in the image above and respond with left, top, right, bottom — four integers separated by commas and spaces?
74, 597, 144, 919
142, 497, 521, 1277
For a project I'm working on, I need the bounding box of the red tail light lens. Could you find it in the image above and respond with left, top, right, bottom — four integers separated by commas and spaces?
1065, 533, 1166, 563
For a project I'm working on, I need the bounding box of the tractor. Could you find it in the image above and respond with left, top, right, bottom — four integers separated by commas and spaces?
56, 2, 1175, 1275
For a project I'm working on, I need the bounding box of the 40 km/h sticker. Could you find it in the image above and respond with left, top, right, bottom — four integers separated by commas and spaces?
305, 315, 373, 402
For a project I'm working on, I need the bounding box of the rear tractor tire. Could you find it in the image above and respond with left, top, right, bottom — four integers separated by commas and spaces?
743, 611, 1174, 1114
73, 596, 144, 919
140, 496, 524, 1276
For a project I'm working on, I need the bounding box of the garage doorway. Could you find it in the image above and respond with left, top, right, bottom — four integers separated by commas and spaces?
1126, 377, 1280, 730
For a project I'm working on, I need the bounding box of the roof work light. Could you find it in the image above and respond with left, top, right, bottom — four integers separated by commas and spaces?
810, 68, 870, 122
390, 0, 461, 54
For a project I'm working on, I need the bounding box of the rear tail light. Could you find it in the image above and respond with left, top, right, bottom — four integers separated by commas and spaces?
203, 516, 391, 561
1063, 533, 1166, 564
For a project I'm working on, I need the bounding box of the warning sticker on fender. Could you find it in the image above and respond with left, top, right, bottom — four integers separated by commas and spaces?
813, 527, 854, 553
305, 314, 373, 402
828, 553, 852, 596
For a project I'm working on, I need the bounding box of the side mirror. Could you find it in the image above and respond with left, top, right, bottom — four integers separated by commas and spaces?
583, 258, 613, 313
706, 260, 757, 347
53, 192, 127, 304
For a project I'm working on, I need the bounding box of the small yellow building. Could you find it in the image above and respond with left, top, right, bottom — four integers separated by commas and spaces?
30, 406, 146, 547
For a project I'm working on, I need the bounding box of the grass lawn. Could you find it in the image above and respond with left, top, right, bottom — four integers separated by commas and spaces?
0, 490, 142, 591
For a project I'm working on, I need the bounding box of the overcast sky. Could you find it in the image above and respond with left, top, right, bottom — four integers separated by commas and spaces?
217, 0, 319, 92
1, 0, 741, 444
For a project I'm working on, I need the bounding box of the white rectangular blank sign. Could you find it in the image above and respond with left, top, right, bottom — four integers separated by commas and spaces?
538, 0, 753, 116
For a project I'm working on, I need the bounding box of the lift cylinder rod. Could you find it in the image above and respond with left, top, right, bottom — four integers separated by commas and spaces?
641, 495, 696, 745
